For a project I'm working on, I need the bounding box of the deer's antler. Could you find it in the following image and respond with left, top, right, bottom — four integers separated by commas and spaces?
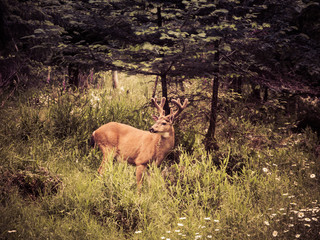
171, 98, 188, 119
151, 97, 166, 116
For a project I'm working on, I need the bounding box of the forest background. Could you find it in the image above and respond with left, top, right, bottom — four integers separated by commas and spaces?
0, 0, 320, 239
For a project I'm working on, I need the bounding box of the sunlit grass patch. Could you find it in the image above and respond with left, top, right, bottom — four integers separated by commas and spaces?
0, 75, 319, 239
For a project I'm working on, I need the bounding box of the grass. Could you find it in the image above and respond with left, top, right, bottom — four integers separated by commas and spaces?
0, 73, 319, 239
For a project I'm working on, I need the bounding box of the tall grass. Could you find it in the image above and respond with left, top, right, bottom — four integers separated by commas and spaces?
0, 74, 319, 239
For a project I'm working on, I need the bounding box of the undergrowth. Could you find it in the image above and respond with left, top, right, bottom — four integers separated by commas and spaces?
0, 74, 319, 240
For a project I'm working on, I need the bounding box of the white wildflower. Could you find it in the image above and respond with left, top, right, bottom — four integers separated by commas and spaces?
297, 212, 304, 218
272, 231, 278, 237
310, 174, 316, 178
195, 234, 202, 239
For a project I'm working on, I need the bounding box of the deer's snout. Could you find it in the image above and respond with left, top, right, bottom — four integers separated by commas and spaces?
149, 127, 155, 133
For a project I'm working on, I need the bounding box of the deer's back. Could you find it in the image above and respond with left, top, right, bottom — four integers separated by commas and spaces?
94, 122, 161, 164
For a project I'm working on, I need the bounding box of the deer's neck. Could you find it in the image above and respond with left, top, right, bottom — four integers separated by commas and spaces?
158, 131, 170, 138
159, 127, 174, 141
155, 127, 174, 165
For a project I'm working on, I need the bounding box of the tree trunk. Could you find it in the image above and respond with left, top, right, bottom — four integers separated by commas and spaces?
112, 70, 119, 89
152, 75, 159, 98
157, 7, 162, 27
156, 8, 170, 114
263, 86, 268, 102
204, 41, 220, 152
160, 74, 170, 115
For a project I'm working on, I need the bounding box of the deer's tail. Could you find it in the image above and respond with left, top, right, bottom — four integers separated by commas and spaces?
89, 131, 96, 148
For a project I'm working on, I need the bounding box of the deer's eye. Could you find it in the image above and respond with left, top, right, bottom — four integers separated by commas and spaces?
162, 122, 167, 125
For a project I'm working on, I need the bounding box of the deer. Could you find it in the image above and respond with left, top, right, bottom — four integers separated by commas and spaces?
90, 97, 188, 191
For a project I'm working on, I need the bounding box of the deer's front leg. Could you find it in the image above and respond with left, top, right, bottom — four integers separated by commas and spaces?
136, 164, 147, 193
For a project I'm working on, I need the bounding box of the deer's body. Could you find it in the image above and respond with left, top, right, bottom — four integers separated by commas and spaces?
91, 97, 188, 191
92, 122, 174, 167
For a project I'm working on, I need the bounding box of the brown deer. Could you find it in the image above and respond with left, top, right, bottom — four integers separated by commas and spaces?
90, 97, 188, 190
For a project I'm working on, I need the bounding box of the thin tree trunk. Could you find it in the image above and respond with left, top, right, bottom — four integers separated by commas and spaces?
263, 86, 268, 102
157, 7, 162, 27
152, 75, 159, 98
112, 70, 119, 89
160, 74, 170, 115
156, 7, 170, 114
204, 41, 220, 152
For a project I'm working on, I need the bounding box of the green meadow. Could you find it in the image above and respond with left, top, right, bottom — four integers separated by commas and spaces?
0, 74, 319, 240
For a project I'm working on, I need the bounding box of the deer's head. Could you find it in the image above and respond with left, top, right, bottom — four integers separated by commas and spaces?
149, 97, 188, 136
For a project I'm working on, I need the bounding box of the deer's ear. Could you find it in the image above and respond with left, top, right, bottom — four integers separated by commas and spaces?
152, 115, 158, 121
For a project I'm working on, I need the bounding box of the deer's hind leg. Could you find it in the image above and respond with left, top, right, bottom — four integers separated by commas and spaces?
98, 145, 115, 175
135, 164, 147, 194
